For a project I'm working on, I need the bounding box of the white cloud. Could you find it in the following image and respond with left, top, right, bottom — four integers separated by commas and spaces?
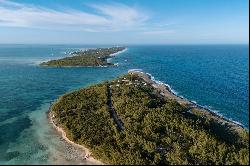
89, 3, 148, 27
0, 0, 109, 29
0, 0, 175, 34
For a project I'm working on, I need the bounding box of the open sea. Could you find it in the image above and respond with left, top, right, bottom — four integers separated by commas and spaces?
0, 44, 248, 164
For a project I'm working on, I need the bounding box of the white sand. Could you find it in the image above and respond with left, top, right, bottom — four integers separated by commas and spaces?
48, 112, 104, 165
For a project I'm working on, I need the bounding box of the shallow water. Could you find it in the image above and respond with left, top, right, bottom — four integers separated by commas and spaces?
0, 44, 248, 164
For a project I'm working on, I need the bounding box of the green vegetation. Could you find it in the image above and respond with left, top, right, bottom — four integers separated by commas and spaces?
40, 47, 125, 67
50, 73, 249, 165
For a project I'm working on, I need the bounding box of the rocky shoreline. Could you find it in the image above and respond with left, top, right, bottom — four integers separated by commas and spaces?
128, 69, 245, 132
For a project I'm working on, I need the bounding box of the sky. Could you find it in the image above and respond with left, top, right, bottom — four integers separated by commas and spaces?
0, 0, 249, 44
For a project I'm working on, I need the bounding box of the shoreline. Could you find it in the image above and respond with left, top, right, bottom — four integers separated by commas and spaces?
47, 110, 104, 165
128, 69, 245, 130
39, 64, 114, 68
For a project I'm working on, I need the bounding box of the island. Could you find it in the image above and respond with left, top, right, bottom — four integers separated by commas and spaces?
40, 47, 126, 67
48, 70, 249, 165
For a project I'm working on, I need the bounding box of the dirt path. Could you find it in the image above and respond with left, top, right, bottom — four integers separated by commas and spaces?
107, 84, 124, 131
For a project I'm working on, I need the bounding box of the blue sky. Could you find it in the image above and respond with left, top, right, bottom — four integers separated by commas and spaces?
0, 0, 248, 44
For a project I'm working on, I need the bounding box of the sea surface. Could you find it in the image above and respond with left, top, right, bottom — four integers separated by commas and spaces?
0, 44, 248, 164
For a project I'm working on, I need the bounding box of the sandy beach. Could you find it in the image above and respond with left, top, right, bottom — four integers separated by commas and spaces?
48, 111, 104, 165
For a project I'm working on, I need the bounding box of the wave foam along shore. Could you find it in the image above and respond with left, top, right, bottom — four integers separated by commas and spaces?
128, 69, 245, 129
109, 48, 128, 57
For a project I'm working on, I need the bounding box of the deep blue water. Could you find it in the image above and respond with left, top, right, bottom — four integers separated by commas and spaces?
0, 44, 248, 164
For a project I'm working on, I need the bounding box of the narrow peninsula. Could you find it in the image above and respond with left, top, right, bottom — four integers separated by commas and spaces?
40, 47, 126, 67
48, 70, 249, 165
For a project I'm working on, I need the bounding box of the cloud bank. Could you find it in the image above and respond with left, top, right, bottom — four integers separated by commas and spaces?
0, 0, 174, 34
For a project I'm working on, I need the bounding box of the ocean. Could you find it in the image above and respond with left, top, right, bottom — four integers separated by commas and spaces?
0, 44, 248, 164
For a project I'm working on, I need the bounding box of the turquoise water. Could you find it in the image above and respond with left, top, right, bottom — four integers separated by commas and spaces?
0, 44, 248, 164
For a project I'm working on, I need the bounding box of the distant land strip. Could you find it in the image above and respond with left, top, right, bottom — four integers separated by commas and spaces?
40, 46, 126, 67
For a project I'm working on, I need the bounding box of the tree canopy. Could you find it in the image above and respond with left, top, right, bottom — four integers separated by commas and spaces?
50, 74, 249, 165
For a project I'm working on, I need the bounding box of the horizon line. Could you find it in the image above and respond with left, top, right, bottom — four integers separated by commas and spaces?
0, 43, 249, 45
